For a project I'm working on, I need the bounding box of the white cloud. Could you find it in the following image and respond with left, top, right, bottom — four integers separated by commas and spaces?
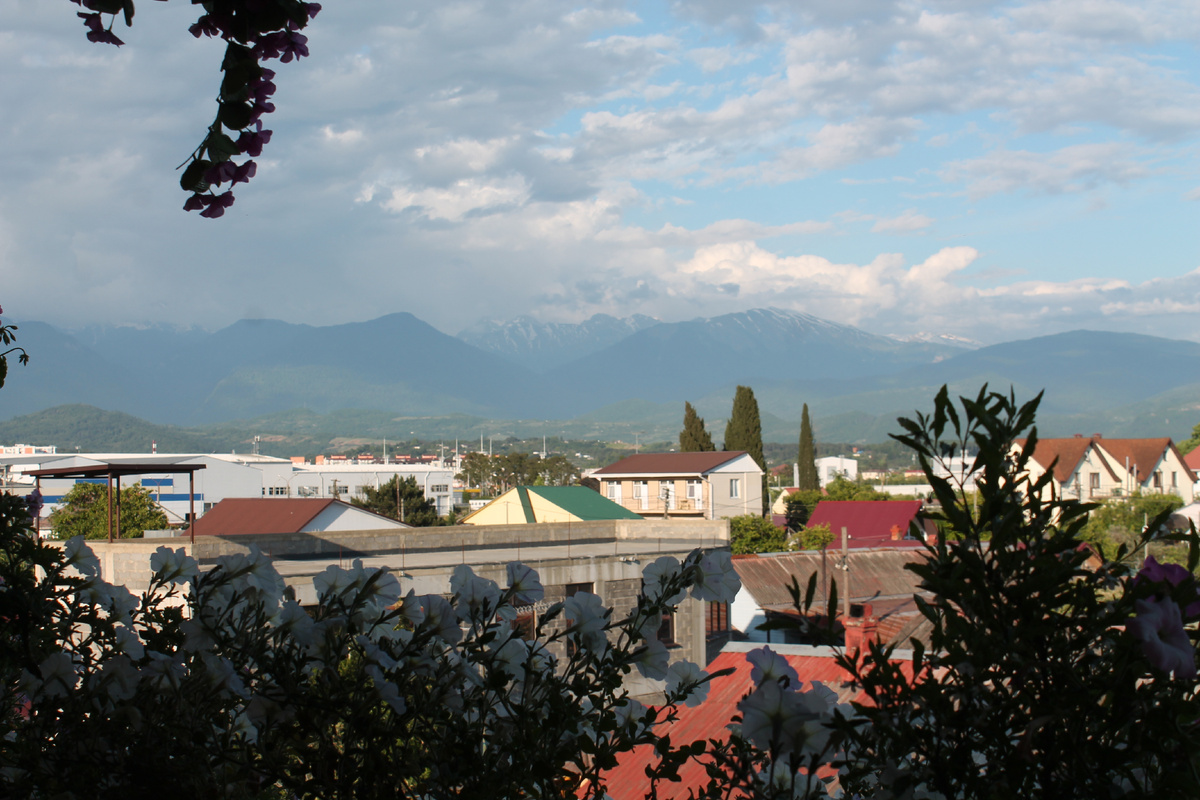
872, 209, 935, 233
939, 143, 1149, 198
382, 175, 531, 221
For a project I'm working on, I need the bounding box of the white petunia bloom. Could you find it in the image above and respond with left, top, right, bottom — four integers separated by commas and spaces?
494, 636, 531, 681
747, 646, 799, 688
666, 659, 710, 708
150, 546, 199, 584
112, 623, 145, 660
506, 562, 544, 605
31, 652, 79, 698
691, 549, 741, 603
563, 592, 609, 653
273, 599, 316, 646
633, 637, 670, 681
420, 595, 463, 645
364, 664, 407, 714
89, 655, 139, 703
200, 653, 249, 699
450, 564, 501, 623
313, 563, 359, 600
62, 536, 100, 577
143, 651, 186, 692
641, 556, 686, 606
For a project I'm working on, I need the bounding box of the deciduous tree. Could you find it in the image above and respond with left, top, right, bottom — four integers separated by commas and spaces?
47, 483, 168, 540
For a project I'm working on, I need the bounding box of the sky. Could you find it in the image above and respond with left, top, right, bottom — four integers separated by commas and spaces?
1, 0, 1199, 345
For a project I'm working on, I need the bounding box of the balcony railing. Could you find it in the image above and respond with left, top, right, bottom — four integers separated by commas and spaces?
611, 497, 706, 515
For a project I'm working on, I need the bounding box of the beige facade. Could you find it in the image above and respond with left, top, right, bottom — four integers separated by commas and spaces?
1014, 435, 1197, 505
595, 452, 764, 520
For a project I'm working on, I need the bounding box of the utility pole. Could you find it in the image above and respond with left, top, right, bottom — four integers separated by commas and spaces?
839, 526, 850, 621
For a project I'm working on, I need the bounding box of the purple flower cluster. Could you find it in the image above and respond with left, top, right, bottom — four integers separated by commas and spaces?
68, 0, 321, 217
24, 488, 43, 520
1129, 556, 1200, 679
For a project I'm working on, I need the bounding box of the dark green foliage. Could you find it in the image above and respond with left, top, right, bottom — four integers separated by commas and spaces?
1080, 491, 1185, 557
796, 403, 819, 491
783, 489, 823, 530
679, 402, 715, 452
1181, 421, 1200, 454
822, 475, 902, 501
352, 475, 441, 527
47, 482, 168, 540
724, 386, 766, 515
729, 514, 786, 554
835, 385, 1200, 799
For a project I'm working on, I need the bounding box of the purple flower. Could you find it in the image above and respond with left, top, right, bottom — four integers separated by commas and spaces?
188, 15, 222, 38
231, 161, 257, 185
204, 160, 238, 187
1128, 596, 1196, 679
305, 4, 322, 20
199, 192, 236, 219
24, 488, 43, 519
78, 12, 123, 46
237, 123, 273, 157
1137, 555, 1191, 587
183, 193, 207, 212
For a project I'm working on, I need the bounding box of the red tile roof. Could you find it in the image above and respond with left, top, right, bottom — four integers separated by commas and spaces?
1014, 436, 1098, 483
594, 451, 753, 476
1186, 448, 1200, 474
1097, 437, 1183, 485
194, 498, 338, 535
806, 501, 930, 548
600, 645, 915, 799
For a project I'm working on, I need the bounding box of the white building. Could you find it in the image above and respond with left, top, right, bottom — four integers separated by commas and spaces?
815, 455, 858, 487
1, 452, 455, 528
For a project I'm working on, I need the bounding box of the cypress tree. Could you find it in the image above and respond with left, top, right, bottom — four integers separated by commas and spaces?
797, 403, 819, 491
724, 385, 767, 515
679, 401, 716, 452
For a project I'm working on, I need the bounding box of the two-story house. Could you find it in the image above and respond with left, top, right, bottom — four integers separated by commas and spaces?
1013, 435, 1196, 504
593, 451, 763, 519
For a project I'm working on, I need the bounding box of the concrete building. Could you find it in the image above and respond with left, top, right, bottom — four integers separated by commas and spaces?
65, 517, 730, 701
593, 452, 764, 520
1, 452, 455, 531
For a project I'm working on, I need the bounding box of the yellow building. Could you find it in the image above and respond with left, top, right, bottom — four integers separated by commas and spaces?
461, 485, 644, 525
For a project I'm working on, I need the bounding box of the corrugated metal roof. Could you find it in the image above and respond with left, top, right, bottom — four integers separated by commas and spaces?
807, 501, 928, 548
194, 498, 337, 535
735, 549, 929, 608
594, 451, 750, 476
600, 644, 915, 799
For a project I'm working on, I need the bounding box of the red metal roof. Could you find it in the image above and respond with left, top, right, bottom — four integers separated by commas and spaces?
599, 645, 915, 799
594, 451, 752, 476
194, 498, 338, 536
734, 549, 930, 609
806, 501, 929, 549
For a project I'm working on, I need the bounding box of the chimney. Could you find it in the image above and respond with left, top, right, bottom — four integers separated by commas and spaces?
890, 524, 904, 541
843, 615, 879, 659
152, 440, 157, 454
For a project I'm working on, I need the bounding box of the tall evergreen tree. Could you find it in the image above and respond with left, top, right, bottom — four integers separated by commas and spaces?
679, 401, 716, 452
724, 385, 767, 515
797, 403, 819, 491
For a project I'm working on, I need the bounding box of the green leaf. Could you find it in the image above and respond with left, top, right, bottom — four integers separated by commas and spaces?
218, 102, 253, 131
122, 0, 135, 26
180, 159, 211, 192
206, 133, 240, 163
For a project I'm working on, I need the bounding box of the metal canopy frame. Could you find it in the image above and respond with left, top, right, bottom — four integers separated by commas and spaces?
27, 462, 207, 543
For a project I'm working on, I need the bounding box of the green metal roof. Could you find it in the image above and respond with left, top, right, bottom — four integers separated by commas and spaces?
521, 485, 643, 521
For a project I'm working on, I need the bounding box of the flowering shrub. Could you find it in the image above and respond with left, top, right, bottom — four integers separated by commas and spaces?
836, 387, 1200, 799
4, 384, 1200, 799
64, 0, 320, 217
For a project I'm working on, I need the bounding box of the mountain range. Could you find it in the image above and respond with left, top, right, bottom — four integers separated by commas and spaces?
2, 309, 1198, 448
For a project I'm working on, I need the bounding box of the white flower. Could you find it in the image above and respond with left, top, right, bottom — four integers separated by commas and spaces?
273, 600, 316, 646
494, 637, 531, 681
691, 550, 741, 603
236, 546, 286, 603
200, 653, 249, 699
150, 546, 199, 584
143, 652, 186, 692
363, 568, 403, 608
397, 590, 426, 627
32, 652, 78, 698
666, 660, 710, 708
88, 655, 139, 702
748, 646, 799, 688
614, 698, 650, 736
314, 563, 359, 599
641, 556, 686, 606
112, 623, 145, 660
1129, 596, 1197, 679
450, 565, 502, 623
62, 536, 99, 577
506, 562, 544, 605
563, 592, 609, 653
231, 708, 259, 744
365, 664, 407, 714
419, 595, 463, 645
738, 681, 805, 753
104, 584, 139, 624
356, 634, 398, 670
633, 637, 670, 681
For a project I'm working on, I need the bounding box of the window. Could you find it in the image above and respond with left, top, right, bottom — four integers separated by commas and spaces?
729, 478, 740, 498
513, 612, 536, 641
566, 582, 593, 597
1154, 471, 1163, 489
633, 480, 649, 509
430, 484, 449, 493
707, 601, 729, 634
687, 479, 703, 510
268, 486, 288, 496
607, 482, 621, 502
1172, 472, 1178, 488
657, 611, 676, 646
